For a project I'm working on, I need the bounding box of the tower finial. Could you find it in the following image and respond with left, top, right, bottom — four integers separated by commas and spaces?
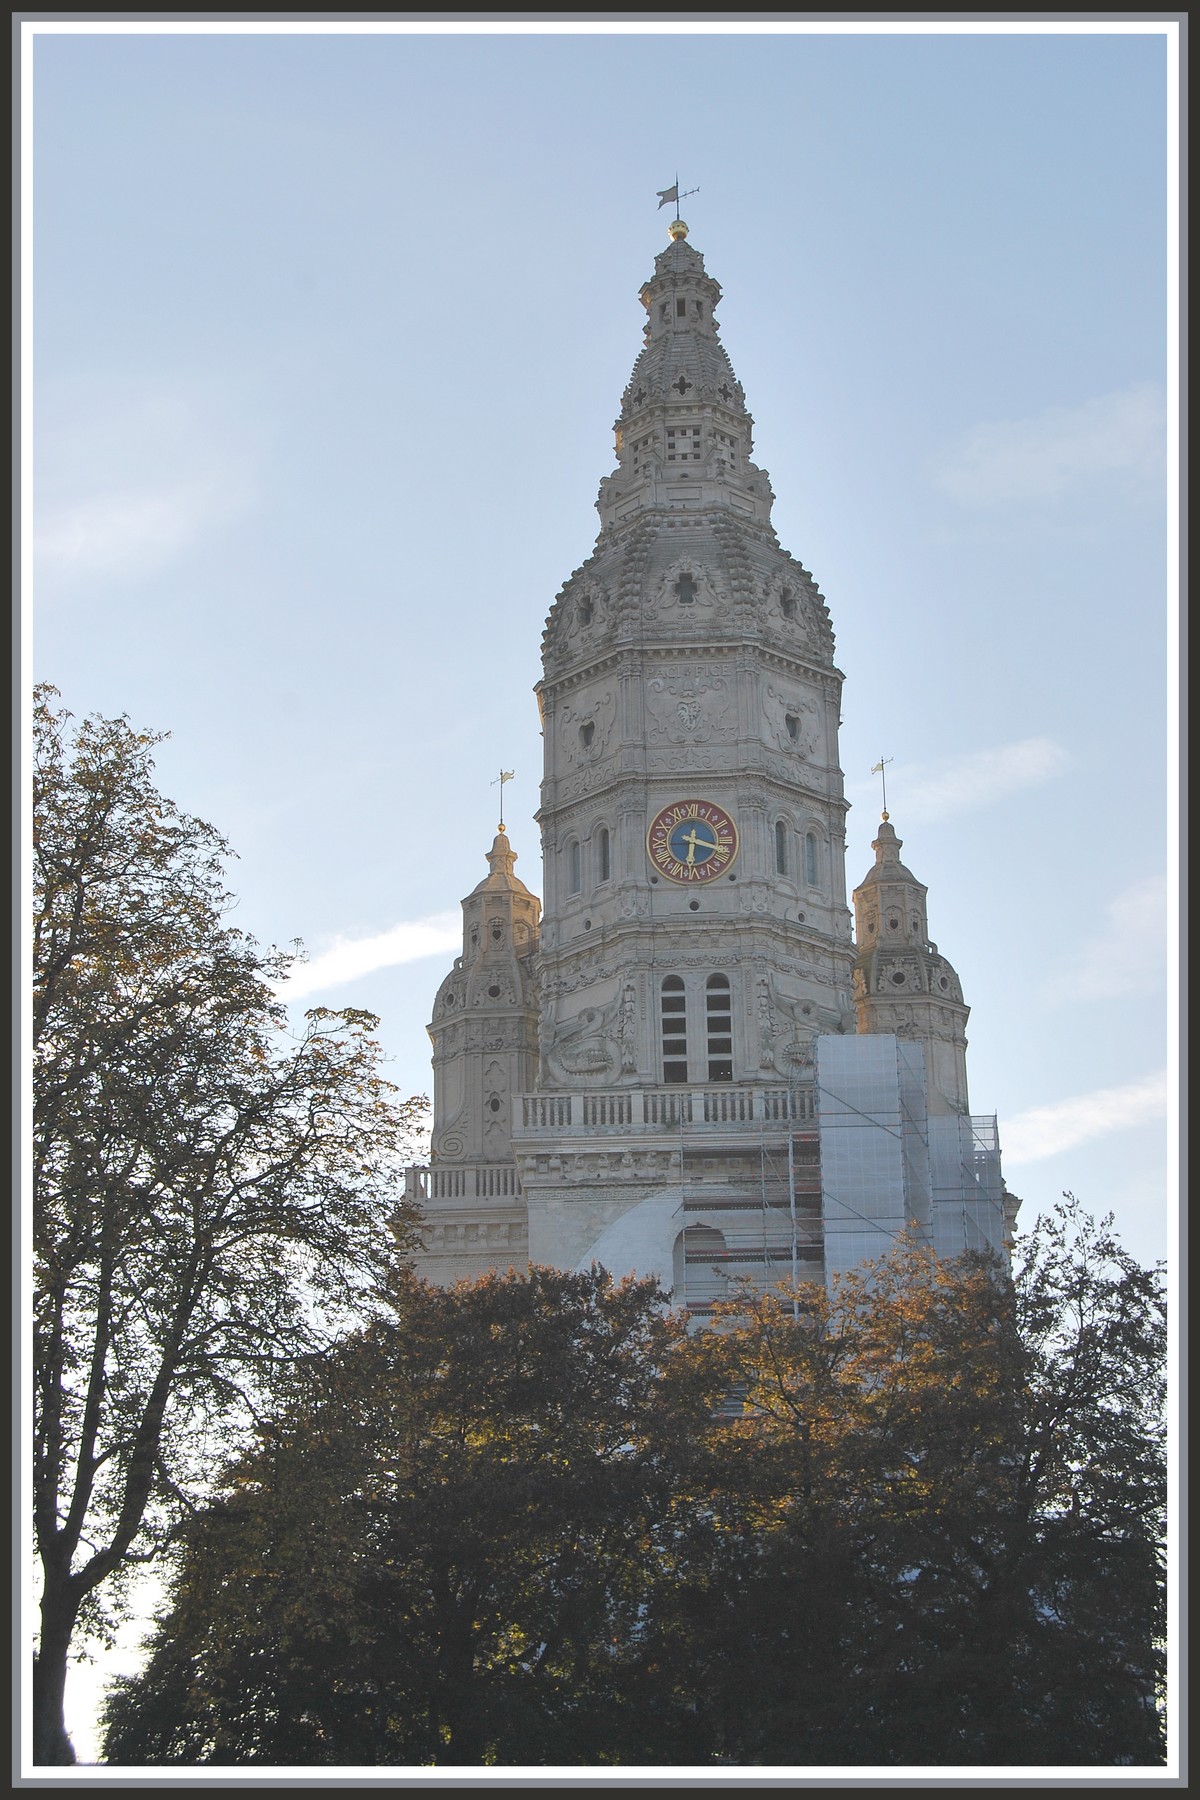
870, 756, 893, 821
656, 174, 699, 237
491, 767, 514, 832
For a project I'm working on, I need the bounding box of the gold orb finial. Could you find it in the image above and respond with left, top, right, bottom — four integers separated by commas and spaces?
667, 217, 689, 241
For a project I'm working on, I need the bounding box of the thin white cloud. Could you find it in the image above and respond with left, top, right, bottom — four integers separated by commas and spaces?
278, 912, 462, 1001
1047, 873, 1167, 1001
34, 377, 261, 589
930, 382, 1166, 506
877, 737, 1069, 824
35, 480, 242, 583
1002, 1069, 1167, 1166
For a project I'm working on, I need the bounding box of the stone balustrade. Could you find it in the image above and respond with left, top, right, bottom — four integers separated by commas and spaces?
515, 1082, 817, 1134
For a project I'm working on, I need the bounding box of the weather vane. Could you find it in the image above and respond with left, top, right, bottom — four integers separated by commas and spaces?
870, 756, 893, 820
491, 768, 514, 831
656, 176, 700, 222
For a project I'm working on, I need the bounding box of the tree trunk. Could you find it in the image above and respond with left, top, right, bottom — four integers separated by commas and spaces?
33, 1589, 80, 1765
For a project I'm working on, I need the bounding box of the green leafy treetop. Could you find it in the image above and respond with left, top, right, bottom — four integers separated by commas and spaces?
31, 686, 427, 1766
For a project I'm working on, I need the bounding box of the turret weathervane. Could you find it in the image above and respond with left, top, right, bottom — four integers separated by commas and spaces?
870, 756, 894, 821
656, 177, 700, 225
492, 768, 515, 832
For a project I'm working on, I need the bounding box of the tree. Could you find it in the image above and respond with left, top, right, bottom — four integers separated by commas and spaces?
98, 1215, 1167, 1769
646, 1215, 1166, 1766
101, 1266, 714, 1765
31, 687, 425, 1765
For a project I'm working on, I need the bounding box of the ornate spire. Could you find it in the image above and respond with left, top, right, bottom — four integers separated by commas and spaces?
596, 232, 775, 532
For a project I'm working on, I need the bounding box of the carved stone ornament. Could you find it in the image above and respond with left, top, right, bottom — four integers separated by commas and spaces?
645, 667, 735, 748
760, 975, 843, 1072
764, 685, 821, 759
542, 988, 624, 1085
768, 570, 818, 643
649, 557, 723, 616
559, 688, 617, 768
544, 579, 610, 660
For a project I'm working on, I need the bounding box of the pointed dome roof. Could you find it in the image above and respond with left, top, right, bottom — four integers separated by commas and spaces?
472, 827, 535, 897
856, 816, 924, 890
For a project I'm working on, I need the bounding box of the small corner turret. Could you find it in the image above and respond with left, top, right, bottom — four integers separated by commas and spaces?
426, 824, 541, 1165
851, 814, 971, 1115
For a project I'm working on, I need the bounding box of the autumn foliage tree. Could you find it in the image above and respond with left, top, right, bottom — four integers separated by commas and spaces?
645, 1212, 1166, 1766
32, 688, 425, 1765
101, 1212, 1166, 1769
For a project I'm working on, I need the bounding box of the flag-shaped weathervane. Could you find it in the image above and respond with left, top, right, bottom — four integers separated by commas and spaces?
656, 177, 699, 219
870, 757, 893, 820
492, 768, 514, 830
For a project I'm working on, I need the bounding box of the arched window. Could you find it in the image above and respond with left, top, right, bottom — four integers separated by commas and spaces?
804, 832, 818, 886
775, 820, 788, 876
673, 1224, 728, 1311
597, 826, 611, 883
660, 977, 688, 1084
706, 974, 733, 1082
568, 840, 582, 894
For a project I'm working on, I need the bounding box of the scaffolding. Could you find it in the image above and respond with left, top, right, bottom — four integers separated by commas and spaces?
674, 1086, 824, 1319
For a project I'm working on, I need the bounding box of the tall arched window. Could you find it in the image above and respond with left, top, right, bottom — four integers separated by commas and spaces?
804, 832, 818, 886
568, 840, 582, 894
597, 826, 611, 883
775, 820, 788, 876
706, 974, 733, 1082
673, 1224, 728, 1311
660, 977, 688, 1084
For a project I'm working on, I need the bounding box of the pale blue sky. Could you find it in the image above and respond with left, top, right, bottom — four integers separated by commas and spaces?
26, 17, 1178, 1766
32, 23, 1171, 1260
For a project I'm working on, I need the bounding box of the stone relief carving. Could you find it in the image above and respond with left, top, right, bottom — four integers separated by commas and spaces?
756, 976, 778, 1070
558, 688, 617, 768
617, 981, 639, 1074
760, 976, 844, 1074
654, 747, 723, 772
556, 764, 614, 802
767, 570, 819, 644
542, 988, 624, 1085
647, 557, 723, 617
645, 667, 735, 748
764, 684, 821, 759
483, 1117, 509, 1155
544, 581, 611, 660
617, 882, 648, 920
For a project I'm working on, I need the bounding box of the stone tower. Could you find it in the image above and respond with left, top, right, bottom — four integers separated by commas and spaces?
510, 218, 857, 1292
532, 220, 854, 1099
415, 826, 541, 1283
851, 814, 971, 1115
410, 220, 1013, 1297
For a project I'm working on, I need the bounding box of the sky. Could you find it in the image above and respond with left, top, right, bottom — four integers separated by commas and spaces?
25, 17, 1178, 1765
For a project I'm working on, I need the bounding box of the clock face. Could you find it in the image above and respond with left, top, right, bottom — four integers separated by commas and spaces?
647, 799, 738, 884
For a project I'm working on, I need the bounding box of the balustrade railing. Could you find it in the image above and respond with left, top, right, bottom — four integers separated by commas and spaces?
517, 1083, 816, 1133
405, 1163, 523, 1202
